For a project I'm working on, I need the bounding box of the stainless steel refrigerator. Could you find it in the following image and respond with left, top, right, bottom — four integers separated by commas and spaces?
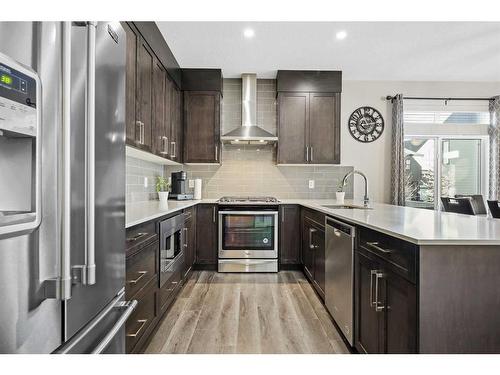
0, 21, 136, 354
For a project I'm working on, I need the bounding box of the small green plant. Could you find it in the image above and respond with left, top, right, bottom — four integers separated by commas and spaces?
156, 176, 170, 192
337, 179, 347, 192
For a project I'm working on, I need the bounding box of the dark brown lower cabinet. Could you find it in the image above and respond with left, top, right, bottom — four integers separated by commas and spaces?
125, 278, 157, 353
183, 207, 196, 278
195, 204, 218, 266
355, 248, 417, 354
301, 209, 326, 299
279, 205, 301, 267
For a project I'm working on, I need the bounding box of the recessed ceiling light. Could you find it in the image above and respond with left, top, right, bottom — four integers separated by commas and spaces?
243, 28, 255, 39
336, 30, 347, 40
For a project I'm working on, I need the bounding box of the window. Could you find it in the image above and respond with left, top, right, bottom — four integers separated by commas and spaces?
403, 99, 489, 210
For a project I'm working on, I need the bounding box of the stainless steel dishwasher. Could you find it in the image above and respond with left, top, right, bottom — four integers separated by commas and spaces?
325, 216, 356, 346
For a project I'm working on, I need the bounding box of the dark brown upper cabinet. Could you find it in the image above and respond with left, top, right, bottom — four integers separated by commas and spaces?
124, 22, 138, 147
277, 70, 341, 165
123, 22, 183, 163
183, 91, 221, 164
182, 69, 222, 164
170, 84, 183, 162
152, 59, 169, 157
135, 36, 154, 152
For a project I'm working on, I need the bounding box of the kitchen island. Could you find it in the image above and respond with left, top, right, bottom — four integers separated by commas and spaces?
126, 199, 500, 353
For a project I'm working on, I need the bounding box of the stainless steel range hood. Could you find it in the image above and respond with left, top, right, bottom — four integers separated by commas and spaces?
221, 73, 278, 144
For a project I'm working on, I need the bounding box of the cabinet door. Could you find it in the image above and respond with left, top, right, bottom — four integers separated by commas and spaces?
195, 204, 218, 264
170, 85, 183, 162
277, 92, 309, 164
183, 211, 196, 278
312, 225, 325, 298
301, 218, 315, 281
136, 37, 154, 151
382, 270, 417, 353
184, 91, 220, 163
123, 23, 138, 146
152, 59, 168, 157
309, 92, 340, 164
279, 205, 301, 265
355, 250, 383, 354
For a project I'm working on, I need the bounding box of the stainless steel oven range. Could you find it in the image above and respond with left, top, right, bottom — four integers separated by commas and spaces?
217, 197, 280, 273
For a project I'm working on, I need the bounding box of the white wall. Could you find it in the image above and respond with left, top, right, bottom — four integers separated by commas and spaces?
341, 81, 500, 203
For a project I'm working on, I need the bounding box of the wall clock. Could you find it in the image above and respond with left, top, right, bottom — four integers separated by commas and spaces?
348, 106, 384, 143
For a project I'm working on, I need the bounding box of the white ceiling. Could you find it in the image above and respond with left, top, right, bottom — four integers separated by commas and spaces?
156, 22, 500, 81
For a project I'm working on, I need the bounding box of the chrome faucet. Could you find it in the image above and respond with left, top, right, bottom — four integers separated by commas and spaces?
342, 170, 370, 207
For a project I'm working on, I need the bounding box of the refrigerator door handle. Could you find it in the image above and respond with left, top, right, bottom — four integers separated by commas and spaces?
54, 289, 137, 354
72, 21, 97, 286
44, 21, 73, 300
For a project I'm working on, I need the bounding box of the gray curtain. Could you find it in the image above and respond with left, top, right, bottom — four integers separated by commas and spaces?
390, 94, 405, 206
489, 96, 500, 200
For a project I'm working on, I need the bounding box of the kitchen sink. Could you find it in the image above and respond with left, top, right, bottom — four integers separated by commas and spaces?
321, 204, 372, 210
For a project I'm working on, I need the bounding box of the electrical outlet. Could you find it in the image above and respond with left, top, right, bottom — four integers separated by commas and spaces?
188, 179, 195, 188
308, 180, 315, 189
143, 177, 148, 188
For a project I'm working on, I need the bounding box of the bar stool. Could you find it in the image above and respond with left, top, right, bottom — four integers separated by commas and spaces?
487, 200, 500, 218
441, 197, 475, 215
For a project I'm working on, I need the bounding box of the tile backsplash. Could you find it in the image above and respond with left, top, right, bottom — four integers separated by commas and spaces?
167, 144, 353, 199
164, 78, 354, 200
126, 156, 164, 203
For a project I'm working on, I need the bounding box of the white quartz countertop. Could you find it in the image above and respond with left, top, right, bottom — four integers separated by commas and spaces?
126, 199, 500, 245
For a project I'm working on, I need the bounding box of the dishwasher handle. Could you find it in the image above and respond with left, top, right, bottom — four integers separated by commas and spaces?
325, 216, 355, 237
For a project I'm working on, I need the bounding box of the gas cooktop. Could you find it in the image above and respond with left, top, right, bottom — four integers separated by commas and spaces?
217, 196, 280, 203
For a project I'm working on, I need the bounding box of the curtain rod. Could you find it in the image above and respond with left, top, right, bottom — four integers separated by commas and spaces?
386, 95, 493, 102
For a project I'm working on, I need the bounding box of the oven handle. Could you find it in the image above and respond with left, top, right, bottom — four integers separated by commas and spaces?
218, 211, 279, 216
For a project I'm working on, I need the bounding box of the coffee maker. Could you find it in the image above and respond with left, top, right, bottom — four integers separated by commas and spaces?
170, 171, 194, 200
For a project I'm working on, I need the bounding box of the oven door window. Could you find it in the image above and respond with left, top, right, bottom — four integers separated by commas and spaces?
221, 214, 275, 250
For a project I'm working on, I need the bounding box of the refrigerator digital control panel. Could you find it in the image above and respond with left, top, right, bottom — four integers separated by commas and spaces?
0, 59, 38, 137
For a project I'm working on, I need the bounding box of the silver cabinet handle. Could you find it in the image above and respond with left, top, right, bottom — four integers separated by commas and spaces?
170, 141, 176, 158
183, 227, 188, 248
215, 145, 218, 162
141, 122, 145, 145
126, 319, 148, 338
366, 241, 392, 254
305, 146, 309, 162
309, 227, 317, 250
213, 206, 216, 223
72, 21, 97, 286
374, 271, 385, 312
135, 121, 141, 144
127, 271, 148, 285
160, 136, 169, 155
370, 270, 377, 307
310, 146, 314, 162
281, 207, 284, 223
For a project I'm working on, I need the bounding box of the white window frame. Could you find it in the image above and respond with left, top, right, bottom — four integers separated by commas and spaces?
404, 134, 489, 210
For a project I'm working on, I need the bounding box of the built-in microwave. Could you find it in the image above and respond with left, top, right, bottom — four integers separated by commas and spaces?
159, 214, 185, 287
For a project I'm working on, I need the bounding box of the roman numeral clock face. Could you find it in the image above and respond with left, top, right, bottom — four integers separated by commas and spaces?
348, 106, 385, 143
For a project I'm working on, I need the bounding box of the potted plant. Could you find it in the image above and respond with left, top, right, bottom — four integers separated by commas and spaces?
336, 180, 346, 204
156, 176, 170, 202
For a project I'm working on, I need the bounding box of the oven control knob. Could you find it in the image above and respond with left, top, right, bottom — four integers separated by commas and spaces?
263, 238, 269, 244
244, 251, 250, 255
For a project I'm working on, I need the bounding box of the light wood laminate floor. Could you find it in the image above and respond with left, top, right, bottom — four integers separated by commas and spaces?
145, 271, 350, 354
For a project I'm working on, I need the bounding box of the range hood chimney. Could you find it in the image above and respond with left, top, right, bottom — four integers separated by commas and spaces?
221, 73, 278, 144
